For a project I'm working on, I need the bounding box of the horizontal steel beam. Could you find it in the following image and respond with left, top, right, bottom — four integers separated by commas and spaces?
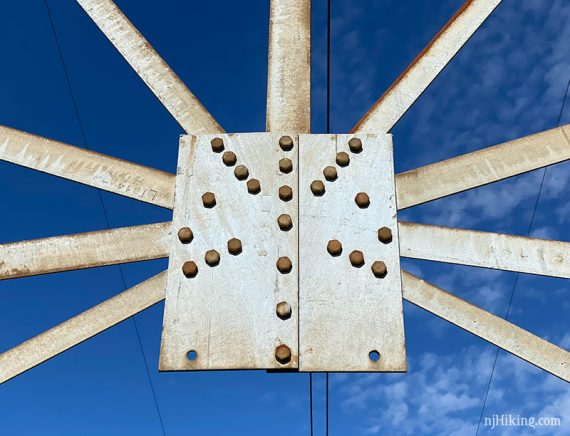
399, 222, 570, 278
76, 0, 223, 135
0, 272, 167, 384
352, 0, 502, 133
266, 0, 311, 132
402, 271, 569, 381
0, 125, 175, 208
0, 222, 170, 280
396, 125, 570, 210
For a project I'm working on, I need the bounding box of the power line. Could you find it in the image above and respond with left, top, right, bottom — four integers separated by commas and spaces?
475, 75, 570, 436
42, 2, 166, 434
325, 0, 331, 434
309, 373, 314, 435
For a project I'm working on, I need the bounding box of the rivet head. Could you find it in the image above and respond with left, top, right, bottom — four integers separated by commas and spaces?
247, 179, 261, 194
279, 136, 294, 151
202, 192, 216, 208
276, 301, 292, 320
234, 165, 249, 180
371, 261, 387, 278
275, 344, 292, 364
276, 256, 293, 274
310, 180, 325, 196
178, 227, 193, 244
349, 250, 365, 268
336, 152, 350, 167
182, 261, 198, 278
211, 137, 224, 153
222, 151, 237, 166
204, 250, 220, 267
227, 238, 242, 255
279, 158, 293, 174
355, 192, 370, 208
348, 137, 363, 153
378, 227, 393, 244
327, 239, 343, 256
323, 166, 338, 181
279, 185, 293, 202
277, 214, 293, 231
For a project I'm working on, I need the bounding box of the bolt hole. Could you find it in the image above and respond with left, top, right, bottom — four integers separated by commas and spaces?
187, 350, 198, 361
369, 350, 381, 362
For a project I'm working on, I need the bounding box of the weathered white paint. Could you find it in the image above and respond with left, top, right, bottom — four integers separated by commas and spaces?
299, 134, 406, 372
0, 222, 170, 280
396, 125, 570, 210
402, 271, 569, 381
266, 0, 311, 132
352, 0, 502, 133
76, 0, 223, 135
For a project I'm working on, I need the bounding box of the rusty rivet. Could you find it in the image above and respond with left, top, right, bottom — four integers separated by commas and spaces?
349, 250, 365, 268
310, 180, 325, 196
178, 227, 193, 244
348, 137, 363, 153
371, 261, 387, 278
202, 192, 216, 208
355, 192, 370, 208
227, 238, 243, 255
279, 135, 294, 151
276, 256, 293, 274
279, 185, 293, 202
182, 261, 198, 278
211, 137, 224, 153
222, 151, 237, 166
327, 240, 343, 256
279, 158, 293, 174
336, 151, 350, 167
277, 214, 293, 231
275, 344, 292, 364
234, 165, 249, 180
276, 301, 292, 320
323, 166, 338, 181
204, 250, 220, 267
247, 178, 261, 194
378, 227, 393, 244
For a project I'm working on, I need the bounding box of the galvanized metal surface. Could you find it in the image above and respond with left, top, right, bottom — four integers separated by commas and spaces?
0, 272, 167, 384
396, 124, 570, 210
0, 125, 175, 208
76, 0, 223, 135
266, 0, 311, 132
399, 222, 570, 278
299, 134, 406, 372
352, 0, 502, 133
402, 271, 570, 381
0, 222, 170, 280
160, 134, 299, 370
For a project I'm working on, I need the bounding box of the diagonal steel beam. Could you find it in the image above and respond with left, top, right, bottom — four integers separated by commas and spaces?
395, 124, 570, 210
0, 272, 167, 384
399, 222, 570, 278
266, 0, 311, 132
0, 222, 170, 280
352, 0, 502, 133
0, 125, 176, 209
402, 271, 570, 381
76, 0, 223, 135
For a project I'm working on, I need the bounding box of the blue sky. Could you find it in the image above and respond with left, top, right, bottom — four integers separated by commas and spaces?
0, 0, 569, 435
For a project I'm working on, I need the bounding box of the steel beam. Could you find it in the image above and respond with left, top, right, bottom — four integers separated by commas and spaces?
0, 125, 175, 208
396, 125, 570, 210
76, 0, 223, 135
266, 0, 311, 132
0, 272, 167, 384
0, 222, 170, 280
352, 0, 502, 133
402, 271, 569, 381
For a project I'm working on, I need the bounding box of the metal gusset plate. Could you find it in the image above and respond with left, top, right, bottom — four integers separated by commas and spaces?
160, 133, 299, 370
299, 134, 406, 372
